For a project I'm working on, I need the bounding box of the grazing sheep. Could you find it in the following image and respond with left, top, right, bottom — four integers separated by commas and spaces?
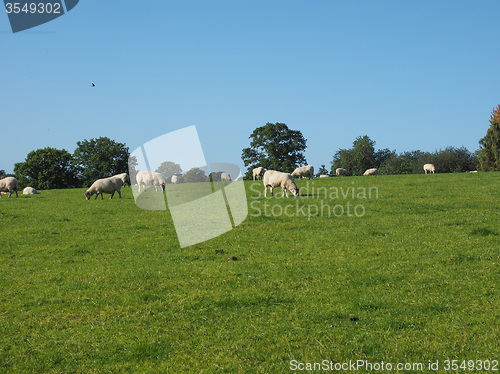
423, 164, 436, 174
252, 167, 267, 181
319, 175, 329, 178
85, 176, 122, 200
152, 172, 166, 191
171, 175, 179, 184
221, 172, 231, 181
363, 168, 378, 176
291, 165, 314, 179
135, 170, 151, 192
0, 177, 18, 198
23, 187, 38, 195
263, 170, 299, 197
466, 170, 478, 173
336, 168, 348, 176
136, 170, 165, 192
113, 172, 129, 186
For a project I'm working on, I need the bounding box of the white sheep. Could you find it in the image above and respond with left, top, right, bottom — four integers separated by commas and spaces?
423, 164, 436, 174
291, 165, 314, 179
336, 168, 348, 176
113, 172, 129, 186
23, 187, 38, 195
252, 167, 267, 180
319, 174, 329, 178
363, 168, 378, 176
152, 172, 165, 191
263, 170, 299, 197
136, 170, 165, 192
221, 172, 231, 181
85, 176, 122, 200
136, 170, 151, 191
171, 175, 179, 184
0, 177, 18, 198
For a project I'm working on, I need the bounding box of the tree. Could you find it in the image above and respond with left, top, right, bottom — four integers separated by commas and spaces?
378, 153, 401, 175
351, 136, 376, 175
433, 146, 478, 173
330, 148, 354, 175
331, 135, 376, 176
0, 169, 15, 178
14, 147, 78, 189
374, 148, 396, 173
128, 155, 138, 185
397, 150, 432, 174
316, 165, 329, 177
156, 161, 182, 181
183, 167, 208, 183
241, 122, 307, 179
478, 104, 500, 171
209, 171, 223, 182
73, 137, 129, 186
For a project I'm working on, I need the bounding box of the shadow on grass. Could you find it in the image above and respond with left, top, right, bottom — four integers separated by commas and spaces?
470, 227, 498, 236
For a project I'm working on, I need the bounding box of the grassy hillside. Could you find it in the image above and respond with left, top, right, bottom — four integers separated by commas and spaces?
0, 173, 498, 373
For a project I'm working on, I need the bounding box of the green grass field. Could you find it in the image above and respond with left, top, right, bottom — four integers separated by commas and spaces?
1, 173, 498, 373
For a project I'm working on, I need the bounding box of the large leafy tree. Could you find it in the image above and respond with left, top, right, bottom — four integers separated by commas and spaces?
331, 135, 376, 176
184, 167, 208, 183
73, 137, 129, 186
478, 104, 500, 171
241, 122, 307, 178
14, 147, 78, 189
156, 161, 182, 181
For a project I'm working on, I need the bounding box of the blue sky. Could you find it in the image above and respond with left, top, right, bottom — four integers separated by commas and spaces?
2, 1, 500, 174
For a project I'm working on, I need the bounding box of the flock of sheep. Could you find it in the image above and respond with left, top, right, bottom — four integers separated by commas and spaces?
253, 163, 440, 198
0, 173, 128, 200
331, 163, 437, 176
0, 169, 235, 200
334, 163, 437, 176
85, 169, 234, 200
0, 163, 440, 200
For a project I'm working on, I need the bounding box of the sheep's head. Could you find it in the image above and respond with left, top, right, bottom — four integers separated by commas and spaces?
85, 191, 92, 200
290, 187, 299, 197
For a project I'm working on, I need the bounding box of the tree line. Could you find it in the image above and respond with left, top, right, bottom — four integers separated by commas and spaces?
329, 135, 478, 176
11, 137, 129, 190
3, 105, 499, 188
242, 105, 500, 177
241, 123, 480, 178
7, 137, 227, 190
134, 160, 219, 184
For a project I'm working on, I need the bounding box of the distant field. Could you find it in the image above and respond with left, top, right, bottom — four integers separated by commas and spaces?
0, 173, 498, 373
